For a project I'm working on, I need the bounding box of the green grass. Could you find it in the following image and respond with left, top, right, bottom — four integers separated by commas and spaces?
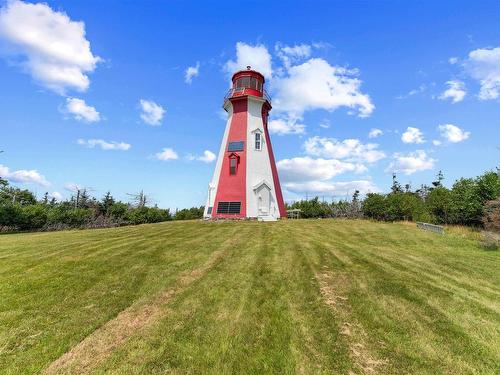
0, 220, 499, 374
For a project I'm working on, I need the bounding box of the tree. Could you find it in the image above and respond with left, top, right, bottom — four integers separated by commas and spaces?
432, 170, 444, 189
362, 193, 387, 220
101, 191, 115, 215
391, 173, 402, 194
426, 187, 451, 224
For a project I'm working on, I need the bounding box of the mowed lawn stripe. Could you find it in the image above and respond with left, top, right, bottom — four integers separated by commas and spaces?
300, 220, 500, 374
97, 221, 354, 374
0, 221, 240, 374
0, 219, 499, 374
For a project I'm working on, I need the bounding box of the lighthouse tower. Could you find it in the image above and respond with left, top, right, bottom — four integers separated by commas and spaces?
204, 67, 286, 220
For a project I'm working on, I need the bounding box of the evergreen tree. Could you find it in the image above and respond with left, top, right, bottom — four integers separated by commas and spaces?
391, 173, 402, 193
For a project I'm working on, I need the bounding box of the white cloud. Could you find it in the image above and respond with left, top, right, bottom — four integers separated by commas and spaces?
277, 156, 366, 183
65, 98, 100, 122
438, 124, 470, 143
185, 61, 200, 84
0, 164, 50, 186
304, 136, 386, 164
319, 119, 330, 129
401, 127, 425, 144
154, 148, 178, 161
449, 57, 459, 65
273, 58, 374, 118
77, 139, 131, 151
189, 150, 216, 163
368, 128, 383, 138
225, 42, 272, 78
0, 0, 100, 94
49, 191, 63, 201
432, 140, 442, 146
439, 80, 466, 103
268, 117, 306, 135
275, 43, 312, 69
386, 150, 435, 175
396, 84, 426, 99
277, 43, 312, 59
140, 99, 165, 126
466, 46, 500, 100
283, 180, 380, 195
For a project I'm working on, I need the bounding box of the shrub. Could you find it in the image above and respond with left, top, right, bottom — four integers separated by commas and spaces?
483, 199, 500, 233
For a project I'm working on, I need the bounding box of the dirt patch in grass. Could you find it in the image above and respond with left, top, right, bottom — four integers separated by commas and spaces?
43, 249, 227, 375
316, 271, 388, 374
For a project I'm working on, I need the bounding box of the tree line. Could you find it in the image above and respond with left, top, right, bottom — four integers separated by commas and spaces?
0, 177, 204, 232
287, 170, 500, 229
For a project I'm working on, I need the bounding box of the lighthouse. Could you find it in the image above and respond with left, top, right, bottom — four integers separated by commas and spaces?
204, 67, 286, 221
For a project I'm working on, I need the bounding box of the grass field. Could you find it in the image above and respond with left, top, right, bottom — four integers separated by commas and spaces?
0, 220, 499, 374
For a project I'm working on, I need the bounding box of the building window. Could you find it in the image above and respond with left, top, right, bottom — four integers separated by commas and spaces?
255, 132, 261, 150
217, 201, 241, 214
250, 77, 258, 90
207, 207, 213, 214
230, 157, 237, 175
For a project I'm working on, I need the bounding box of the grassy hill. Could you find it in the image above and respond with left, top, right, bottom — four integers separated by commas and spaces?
0, 220, 499, 374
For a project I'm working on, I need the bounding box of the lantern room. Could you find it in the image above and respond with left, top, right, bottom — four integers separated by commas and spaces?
227, 66, 267, 100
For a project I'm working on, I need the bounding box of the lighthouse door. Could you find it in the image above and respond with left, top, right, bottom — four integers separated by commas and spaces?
255, 184, 271, 217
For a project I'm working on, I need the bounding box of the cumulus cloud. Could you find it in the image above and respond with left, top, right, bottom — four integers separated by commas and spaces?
272, 58, 374, 118
77, 139, 131, 151
65, 98, 100, 122
198, 150, 216, 163
283, 180, 380, 195
439, 80, 466, 103
268, 117, 306, 135
0, 164, 50, 186
225, 42, 272, 78
304, 136, 386, 164
140, 99, 165, 126
438, 124, 470, 143
185, 61, 200, 84
368, 128, 383, 138
154, 148, 178, 161
275, 43, 312, 69
432, 140, 442, 146
386, 150, 435, 175
188, 150, 216, 163
401, 127, 425, 144
277, 156, 366, 183
224, 42, 374, 135
466, 46, 500, 100
0, 0, 100, 94
449, 57, 459, 65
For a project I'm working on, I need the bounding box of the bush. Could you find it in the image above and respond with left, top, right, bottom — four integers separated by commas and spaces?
483, 199, 500, 233
363, 193, 387, 220
19, 204, 48, 230
174, 206, 204, 220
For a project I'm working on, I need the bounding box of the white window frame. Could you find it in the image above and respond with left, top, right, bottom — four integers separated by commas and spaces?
254, 132, 262, 151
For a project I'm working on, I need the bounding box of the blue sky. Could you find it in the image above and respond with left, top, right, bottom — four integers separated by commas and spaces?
0, 0, 499, 209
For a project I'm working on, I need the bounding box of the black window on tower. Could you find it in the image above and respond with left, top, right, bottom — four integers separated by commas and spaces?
217, 201, 241, 214
230, 157, 237, 175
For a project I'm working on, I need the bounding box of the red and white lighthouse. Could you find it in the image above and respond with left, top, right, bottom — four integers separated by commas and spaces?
204, 67, 286, 220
